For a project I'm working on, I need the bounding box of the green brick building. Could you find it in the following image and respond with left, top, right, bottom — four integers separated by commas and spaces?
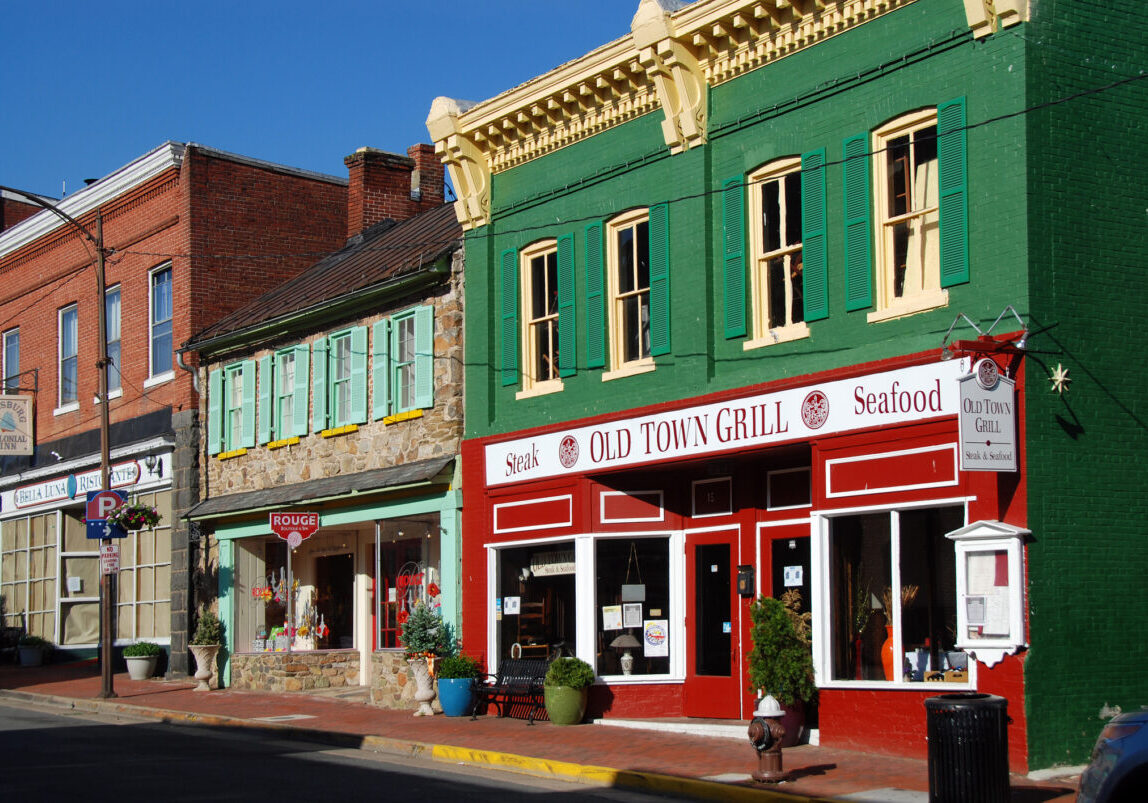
429, 0, 1147, 769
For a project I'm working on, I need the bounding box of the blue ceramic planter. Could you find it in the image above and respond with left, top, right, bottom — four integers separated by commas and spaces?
437, 677, 476, 717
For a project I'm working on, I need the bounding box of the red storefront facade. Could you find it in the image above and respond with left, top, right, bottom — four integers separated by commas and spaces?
460, 349, 1030, 768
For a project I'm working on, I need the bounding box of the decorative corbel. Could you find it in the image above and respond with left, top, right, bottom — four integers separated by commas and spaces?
426, 97, 490, 231
963, 0, 1029, 39
632, 0, 708, 154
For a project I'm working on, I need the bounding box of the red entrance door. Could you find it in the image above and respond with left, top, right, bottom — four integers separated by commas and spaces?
684, 527, 742, 718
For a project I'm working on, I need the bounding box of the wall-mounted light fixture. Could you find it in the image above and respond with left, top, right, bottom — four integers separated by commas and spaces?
143, 454, 162, 477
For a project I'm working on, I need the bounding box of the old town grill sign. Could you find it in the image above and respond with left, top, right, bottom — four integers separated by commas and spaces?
957, 359, 1018, 472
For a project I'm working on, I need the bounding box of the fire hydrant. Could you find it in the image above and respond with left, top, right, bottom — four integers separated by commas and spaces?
748, 694, 789, 783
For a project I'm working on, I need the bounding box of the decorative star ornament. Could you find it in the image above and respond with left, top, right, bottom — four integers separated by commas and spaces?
1049, 363, 1072, 395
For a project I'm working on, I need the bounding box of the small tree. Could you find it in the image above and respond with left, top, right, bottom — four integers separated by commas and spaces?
400, 602, 454, 659
190, 610, 224, 646
748, 596, 816, 707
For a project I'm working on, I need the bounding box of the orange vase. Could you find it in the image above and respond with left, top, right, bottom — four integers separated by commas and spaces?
881, 625, 895, 681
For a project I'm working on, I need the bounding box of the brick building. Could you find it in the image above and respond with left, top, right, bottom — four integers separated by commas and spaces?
0, 143, 347, 674
428, 0, 1148, 770
181, 145, 465, 705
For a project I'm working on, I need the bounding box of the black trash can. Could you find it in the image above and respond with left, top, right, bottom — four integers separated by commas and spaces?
925, 692, 1009, 803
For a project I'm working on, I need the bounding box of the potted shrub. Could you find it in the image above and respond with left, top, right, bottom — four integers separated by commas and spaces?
436, 654, 482, 717
189, 609, 223, 691
543, 656, 595, 725
123, 641, 164, 680
400, 602, 454, 716
17, 634, 51, 667
748, 592, 816, 746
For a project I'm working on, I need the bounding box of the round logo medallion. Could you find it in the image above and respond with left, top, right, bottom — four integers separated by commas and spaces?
975, 358, 1000, 390
801, 391, 829, 430
558, 435, 579, 468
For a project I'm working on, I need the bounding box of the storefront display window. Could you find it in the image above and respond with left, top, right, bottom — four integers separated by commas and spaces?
115, 492, 173, 641
496, 542, 575, 660
596, 537, 670, 677
377, 524, 441, 649
827, 505, 964, 683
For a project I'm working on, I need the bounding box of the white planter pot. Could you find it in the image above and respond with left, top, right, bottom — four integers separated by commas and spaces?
125, 654, 159, 680
189, 644, 220, 691
408, 657, 436, 717
18, 646, 44, 667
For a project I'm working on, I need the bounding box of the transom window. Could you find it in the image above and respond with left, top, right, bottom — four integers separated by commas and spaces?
873, 110, 945, 318
748, 159, 808, 346
58, 304, 78, 407
607, 210, 652, 371
521, 241, 561, 392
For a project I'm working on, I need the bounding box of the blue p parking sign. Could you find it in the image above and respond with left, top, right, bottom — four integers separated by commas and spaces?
86, 489, 128, 539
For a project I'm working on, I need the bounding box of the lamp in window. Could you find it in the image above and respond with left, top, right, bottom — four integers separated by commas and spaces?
610, 632, 641, 675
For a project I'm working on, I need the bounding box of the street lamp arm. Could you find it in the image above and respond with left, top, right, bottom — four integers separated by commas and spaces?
0, 183, 101, 248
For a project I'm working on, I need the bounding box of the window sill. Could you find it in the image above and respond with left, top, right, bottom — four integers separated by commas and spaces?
53, 402, 80, 416
516, 380, 563, 400
597, 674, 684, 684
743, 323, 811, 351
143, 370, 175, 389
321, 424, 359, 438
217, 448, 248, 460
601, 359, 655, 382
818, 678, 972, 691
867, 289, 949, 324
383, 409, 424, 425
267, 436, 300, 450
93, 389, 124, 405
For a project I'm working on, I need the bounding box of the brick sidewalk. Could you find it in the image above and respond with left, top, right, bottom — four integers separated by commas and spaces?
0, 661, 1078, 802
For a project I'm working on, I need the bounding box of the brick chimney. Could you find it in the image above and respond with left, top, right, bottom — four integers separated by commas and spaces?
343, 144, 445, 239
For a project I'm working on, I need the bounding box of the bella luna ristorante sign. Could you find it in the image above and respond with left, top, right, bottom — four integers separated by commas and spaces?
485, 359, 972, 487
0, 395, 33, 456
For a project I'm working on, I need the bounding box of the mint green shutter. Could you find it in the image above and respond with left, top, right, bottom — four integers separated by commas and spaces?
557, 233, 576, 378
240, 360, 256, 448
372, 319, 390, 419
414, 305, 434, 408
207, 368, 222, 454
938, 97, 969, 287
349, 326, 368, 424
721, 177, 747, 339
648, 202, 671, 356
801, 149, 828, 322
257, 355, 272, 443
500, 248, 518, 387
842, 134, 873, 311
292, 344, 309, 437
312, 337, 327, 432
584, 222, 605, 368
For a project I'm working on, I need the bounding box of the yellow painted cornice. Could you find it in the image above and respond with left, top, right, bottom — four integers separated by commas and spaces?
430, 0, 1028, 231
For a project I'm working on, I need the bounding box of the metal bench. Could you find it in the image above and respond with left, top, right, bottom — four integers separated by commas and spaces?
472, 657, 550, 724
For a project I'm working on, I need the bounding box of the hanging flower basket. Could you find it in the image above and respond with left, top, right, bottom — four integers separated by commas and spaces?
106, 503, 162, 531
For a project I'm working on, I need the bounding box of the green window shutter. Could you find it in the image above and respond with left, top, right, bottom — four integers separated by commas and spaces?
349, 326, 368, 425
372, 319, 390, 420
240, 360, 256, 448
312, 337, 328, 432
291, 344, 309, 437
257, 355, 272, 444
801, 149, 829, 322
414, 305, 435, 408
842, 134, 873, 311
556, 233, 577, 378
648, 202, 671, 356
584, 222, 605, 368
938, 97, 969, 287
500, 247, 518, 387
721, 177, 747, 339
207, 368, 222, 454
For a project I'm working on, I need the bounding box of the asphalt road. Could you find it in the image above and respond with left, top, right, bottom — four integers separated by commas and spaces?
0, 699, 685, 801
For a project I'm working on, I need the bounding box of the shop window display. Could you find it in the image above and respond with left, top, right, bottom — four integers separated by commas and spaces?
496, 542, 575, 660
376, 516, 442, 650
596, 537, 670, 677
827, 505, 964, 683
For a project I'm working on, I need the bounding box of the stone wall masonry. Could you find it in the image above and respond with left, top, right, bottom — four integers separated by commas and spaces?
369, 650, 440, 712
230, 650, 360, 693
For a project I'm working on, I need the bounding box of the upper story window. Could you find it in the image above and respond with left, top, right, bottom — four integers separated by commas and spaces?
312, 326, 366, 432
2, 328, 18, 393
207, 360, 255, 454
872, 110, 945, 319
257, 345, 309, 444
276, 349, 296, 433
58, 304, 78, 407
105, 285, 121, 393
521, 241, 561, 394
606, 210, 652, 374
747, 158, 808, 346
149, 265, 173, 378
330, 330, 354, 427
372, 307, 435, 419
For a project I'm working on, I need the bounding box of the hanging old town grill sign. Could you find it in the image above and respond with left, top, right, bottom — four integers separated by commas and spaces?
486, 359, 972, 486
956, 358, 1018, 472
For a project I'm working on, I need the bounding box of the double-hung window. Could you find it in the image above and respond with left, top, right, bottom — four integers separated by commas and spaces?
521, 241, 561, 393
747, 159, 808, 345
312, 327, 367, 432
105, 285, 121, 394
257, 345, 309, 444
207, 360, 255, 454
499, 235, 575, 392
58, 304, 78, 408
609, 211, 651, 369
372, 307, 434, 420
2, 328, 18, 392
149, 265, 173, 379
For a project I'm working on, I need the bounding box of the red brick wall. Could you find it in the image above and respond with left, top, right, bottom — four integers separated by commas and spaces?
1, 197, 42, 233
344, 145, 444, 238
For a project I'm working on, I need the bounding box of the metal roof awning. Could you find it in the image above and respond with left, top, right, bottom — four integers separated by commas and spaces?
186, 456, 454, 521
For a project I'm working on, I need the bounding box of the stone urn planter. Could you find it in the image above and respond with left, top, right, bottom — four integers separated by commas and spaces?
408, 657, 436, 716
189, 644, 220, 691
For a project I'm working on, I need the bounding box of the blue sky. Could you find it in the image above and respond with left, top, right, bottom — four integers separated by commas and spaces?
2, 1, 644, 199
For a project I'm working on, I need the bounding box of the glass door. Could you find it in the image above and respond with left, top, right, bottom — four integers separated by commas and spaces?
684, 527, 741, 718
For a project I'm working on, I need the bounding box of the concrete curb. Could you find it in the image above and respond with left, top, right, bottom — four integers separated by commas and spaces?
0, 689, 827, 801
